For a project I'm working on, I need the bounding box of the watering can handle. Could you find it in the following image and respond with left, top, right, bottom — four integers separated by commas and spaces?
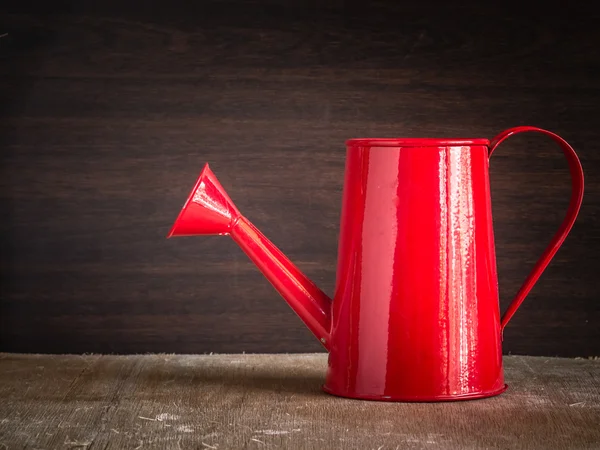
489, 126, 584, 332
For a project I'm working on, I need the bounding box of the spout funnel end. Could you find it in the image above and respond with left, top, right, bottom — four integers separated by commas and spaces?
168, 163, 240, 237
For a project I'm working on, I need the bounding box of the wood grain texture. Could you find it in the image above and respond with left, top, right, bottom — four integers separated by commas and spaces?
0, 353, 599, 449
0, 1, 599, 355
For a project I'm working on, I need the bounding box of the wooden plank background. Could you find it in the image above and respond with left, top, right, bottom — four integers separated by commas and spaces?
1, 1, 598, 356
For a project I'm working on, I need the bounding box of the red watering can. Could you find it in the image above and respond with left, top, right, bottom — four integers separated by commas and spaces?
168, 126, 583, 401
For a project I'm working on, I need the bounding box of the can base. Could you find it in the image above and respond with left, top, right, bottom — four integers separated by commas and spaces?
321, 384, 508, 402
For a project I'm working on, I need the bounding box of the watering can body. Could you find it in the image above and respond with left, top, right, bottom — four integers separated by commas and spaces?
169, 127, 583, 401
326, 138, 504, 400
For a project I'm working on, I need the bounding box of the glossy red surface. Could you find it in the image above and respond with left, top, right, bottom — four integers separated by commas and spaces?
167, 164, 240, 238
230, 217, 332, 346
489, 128, 584, 330
168, 127, 583, 402
168, 163, 332, 346
326, 140, 506, 400
346, 138, 490, 147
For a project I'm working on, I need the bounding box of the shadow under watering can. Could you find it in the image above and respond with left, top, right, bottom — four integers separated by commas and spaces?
168, 126, 584, 402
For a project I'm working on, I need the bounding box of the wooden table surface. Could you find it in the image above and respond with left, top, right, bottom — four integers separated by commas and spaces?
0, 353, 599, 449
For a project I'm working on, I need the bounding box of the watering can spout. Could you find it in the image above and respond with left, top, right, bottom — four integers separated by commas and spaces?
167, 163, 241, 238
168, 163, 332, 348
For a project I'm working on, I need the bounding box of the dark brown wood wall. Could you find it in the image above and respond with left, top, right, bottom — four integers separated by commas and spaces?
1, 1, 598, 356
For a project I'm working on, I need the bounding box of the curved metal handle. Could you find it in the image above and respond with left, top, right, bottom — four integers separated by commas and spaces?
489, 126, 584, 332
